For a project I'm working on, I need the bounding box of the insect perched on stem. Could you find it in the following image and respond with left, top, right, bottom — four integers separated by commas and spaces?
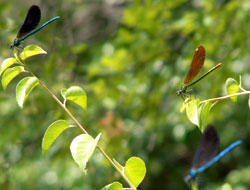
184, 125, 242, 185
177, 46, 222, 96
10, 5, 60, 49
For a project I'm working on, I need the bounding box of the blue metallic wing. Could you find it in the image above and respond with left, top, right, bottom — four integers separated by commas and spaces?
185, 125, 242, 184
17, 5, 41, 38
192, 125, 220, 169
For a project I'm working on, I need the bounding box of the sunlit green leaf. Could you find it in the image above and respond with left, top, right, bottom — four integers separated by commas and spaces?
198, 101, 214, 132
0, 58, 18, 76
221, 183, 232, 190
124, 157, 146, 188
186, 98, 200, 126
101, 182, 123, 190
180, 102, 186, 113
2, 66, 26, 90
61, 86, 87, 110
42, 120, 70, 156
225, 78, 239, 102
70, 133, 101, 174
180, 98, 190, 112
16, 77, 39, 108
19, 45, 47, 60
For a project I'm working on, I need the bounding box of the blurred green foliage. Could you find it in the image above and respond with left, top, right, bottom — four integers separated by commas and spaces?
0, 0, 250, 189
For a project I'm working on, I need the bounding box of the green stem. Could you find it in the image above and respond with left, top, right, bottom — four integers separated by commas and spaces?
201, 91, 250, 103
97, 146, 136, 189
18, 56, 136, 190
17, 62, 89, 134
191, 181, 199, 190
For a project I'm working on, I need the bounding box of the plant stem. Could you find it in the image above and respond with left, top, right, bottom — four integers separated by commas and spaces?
97, 145, 136, 189
19, 57, 136, 190
201, 91, 250, 103
39, 80, 90, 134
191, 182, 199, 190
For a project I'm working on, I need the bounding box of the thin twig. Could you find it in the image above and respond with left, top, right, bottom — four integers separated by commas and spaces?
201, 91, 250, 103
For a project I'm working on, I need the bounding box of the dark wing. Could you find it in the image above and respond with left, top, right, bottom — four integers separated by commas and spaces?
183, 46, 205, 85
192, 125, 220, 169
17, 5, 41, 38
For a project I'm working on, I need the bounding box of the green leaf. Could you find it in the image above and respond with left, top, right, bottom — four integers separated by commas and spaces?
70, 133, 101, 174
16, 77, 39, 108
0, 58, 18, 76
180, 98, 190, 113
2, 66, 26, 90
61, 86, 87, 110
113, 158, 124, 171
101, 182, 123, 190
42, 120, 71, 156
124, 157, 146, 188
198, 101, 214, 132
186, 98, 200, 126
225, 78, 239, 102
180, 102, 186, 113
19, 45, 47, 60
